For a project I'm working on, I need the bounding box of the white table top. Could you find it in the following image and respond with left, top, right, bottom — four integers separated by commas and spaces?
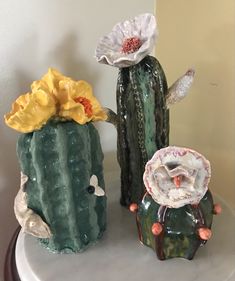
16, 170, 235, 281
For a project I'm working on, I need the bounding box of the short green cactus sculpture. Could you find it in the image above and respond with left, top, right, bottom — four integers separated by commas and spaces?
17, 120, 106, 253
5, 68, 108, 253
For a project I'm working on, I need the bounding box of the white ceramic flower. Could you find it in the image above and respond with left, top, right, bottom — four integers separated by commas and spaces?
143, 147, 211, 208
89, 175, 105, 196
14, 172, 52, 238
95, 13, 157, 68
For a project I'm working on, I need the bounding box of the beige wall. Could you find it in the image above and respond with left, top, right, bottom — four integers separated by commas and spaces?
156, 0, 235, 208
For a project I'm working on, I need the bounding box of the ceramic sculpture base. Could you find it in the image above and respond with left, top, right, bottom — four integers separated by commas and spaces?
15, 169, 235, 281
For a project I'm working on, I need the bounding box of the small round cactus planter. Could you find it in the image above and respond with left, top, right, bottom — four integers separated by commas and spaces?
130, 146, 221, 260
5, 69, 108, 253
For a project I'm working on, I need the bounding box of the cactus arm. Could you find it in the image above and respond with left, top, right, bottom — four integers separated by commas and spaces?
166, 69, 195, 108
103, 107, 118, 127
14, 172, 52, 238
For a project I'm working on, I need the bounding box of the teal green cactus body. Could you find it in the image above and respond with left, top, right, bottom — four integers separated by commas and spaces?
137, 191, 214, 260
116, 55, 169, 206
17, 120, 106, 253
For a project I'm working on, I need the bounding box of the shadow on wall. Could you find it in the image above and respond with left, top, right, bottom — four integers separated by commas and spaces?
12, 33, 101, 88
44, 33, 102, 84
1, 32, 40, 251
0, 129, 19, 281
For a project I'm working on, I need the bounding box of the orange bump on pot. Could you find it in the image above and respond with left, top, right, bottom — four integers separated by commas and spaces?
198, 227, 212, 240
213, 203, 222, 215
152, 222, 163, 236
129, 203, 138, 213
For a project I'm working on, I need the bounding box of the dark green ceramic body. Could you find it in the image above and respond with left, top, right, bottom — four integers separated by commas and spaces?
116, 55, 169, 206
137, 191, 214, 260
17, 120, 106, 253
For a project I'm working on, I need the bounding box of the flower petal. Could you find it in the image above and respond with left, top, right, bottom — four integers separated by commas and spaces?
59, 105, 89, 124
5, 68, 107, 132
58, 80, 107, 123
5, 91, 56, 133
90, 175, 98, 187
89, 175, 105, 196
95, 13, 157, 68
32, 68, 68, 93
94, 186, 105, 197
143, 146, 211, 208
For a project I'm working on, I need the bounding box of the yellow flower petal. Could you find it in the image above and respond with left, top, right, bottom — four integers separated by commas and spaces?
5, 68, 107, 132
58, 80, 107, 123
60, 105, 89, 125
31, 68, 67, 93
4, 91, 56, 133
32, 69, 107, 123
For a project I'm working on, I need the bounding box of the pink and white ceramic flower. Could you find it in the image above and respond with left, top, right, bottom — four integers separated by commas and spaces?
95, 13, 157, 68
143, 146, 211, 208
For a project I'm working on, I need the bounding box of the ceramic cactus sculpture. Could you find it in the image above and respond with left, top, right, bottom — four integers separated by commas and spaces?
95, 13, 195, 206
115, 56, 169, 206
130, 146, 222, 260
5, 69, 108, 253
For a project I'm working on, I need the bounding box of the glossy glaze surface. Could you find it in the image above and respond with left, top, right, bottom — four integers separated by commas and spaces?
17, 120, 106, 253
137, 191, 214, 260
116, 55, 169, 206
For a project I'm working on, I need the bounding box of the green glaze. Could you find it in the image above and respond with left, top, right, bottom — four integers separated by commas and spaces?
137, 191, 214, 260
17, 120, 106, 253
116, 55, 169, 206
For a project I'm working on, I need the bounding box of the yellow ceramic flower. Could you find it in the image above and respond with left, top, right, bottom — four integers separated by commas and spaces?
58, 79, 107, 124
5, 68, 107, 133
32, 68, 107, 124
31, 68, 71, 100
4, 90, 56, 133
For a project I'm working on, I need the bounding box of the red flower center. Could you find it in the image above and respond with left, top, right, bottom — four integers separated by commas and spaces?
74, 97, 93, 117
121, 37, 142, 54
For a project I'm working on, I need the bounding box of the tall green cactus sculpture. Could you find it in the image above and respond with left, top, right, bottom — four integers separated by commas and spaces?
96, 13, 195, 206
116, 56, 169, 206
5, 68, 108, 253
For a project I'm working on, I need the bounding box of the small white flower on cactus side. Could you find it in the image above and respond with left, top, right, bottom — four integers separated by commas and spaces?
95, 13, 157, 68
14, 172, 52, 238
143, 147, 211, 208
90, 175, 105, 196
